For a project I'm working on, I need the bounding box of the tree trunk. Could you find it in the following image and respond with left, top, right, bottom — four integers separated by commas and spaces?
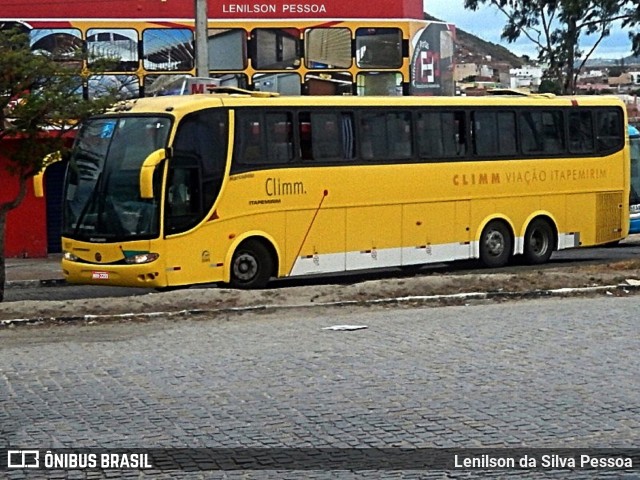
0, 174, 30, 303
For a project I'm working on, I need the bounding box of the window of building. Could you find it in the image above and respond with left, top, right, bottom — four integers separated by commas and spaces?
251, 28, 300, 70
305, 28, 352, 69
30, 28, 82, 62
208, 29, 247, 70
88, 74, 140, 99
355, 28, 402, 69
252, 73, 301, 95
356, 72, 403, 95
304, 72, 353, 95
87, 28, 138, 71
142, 28, 194, 71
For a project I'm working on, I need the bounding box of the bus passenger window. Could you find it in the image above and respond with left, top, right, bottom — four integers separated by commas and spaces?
417, 111, 466, 159
569, 111, 594, 153
266, 112, 293, 163
299, 112, 354, 162
298, 114, 312, 160
388, 111, 412, 159
596, 109, 623, 151
359, 112, 387, 160
519, 110, 564, 155
341, 113, 355, 160
234, 113, 264, 167
472, 111, 516, 156
311, 113, 341, 159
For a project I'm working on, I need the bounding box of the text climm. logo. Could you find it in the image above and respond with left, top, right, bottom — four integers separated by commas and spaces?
7, 450, 39, 468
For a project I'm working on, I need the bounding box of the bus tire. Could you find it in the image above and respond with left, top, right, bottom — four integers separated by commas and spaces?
479, 220, 512, 268
523, 218, 554, 265
229, 239, 274, 289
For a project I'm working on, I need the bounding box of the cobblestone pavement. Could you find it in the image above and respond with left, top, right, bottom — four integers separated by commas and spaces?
1, 296, 639, 479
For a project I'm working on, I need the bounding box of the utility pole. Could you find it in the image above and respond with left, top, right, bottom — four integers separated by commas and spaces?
194, 0, 209, 77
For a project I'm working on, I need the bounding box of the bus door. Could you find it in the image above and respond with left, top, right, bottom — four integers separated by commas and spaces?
163, 109, 229, 285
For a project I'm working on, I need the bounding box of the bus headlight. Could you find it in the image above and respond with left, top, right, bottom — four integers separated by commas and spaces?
63, 251, 79, 262
124, 252, 160, 264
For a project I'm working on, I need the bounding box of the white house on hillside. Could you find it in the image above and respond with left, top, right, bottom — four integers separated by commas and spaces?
509, 66, 543, 90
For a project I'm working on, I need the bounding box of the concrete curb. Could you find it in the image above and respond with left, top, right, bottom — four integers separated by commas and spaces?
2, 282, 639, 328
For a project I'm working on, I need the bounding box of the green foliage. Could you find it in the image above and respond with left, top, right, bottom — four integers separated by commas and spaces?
607, 66, 624, 77
0, 27, 117, 180
463, 0, 624, 94
538, 79, 562, 94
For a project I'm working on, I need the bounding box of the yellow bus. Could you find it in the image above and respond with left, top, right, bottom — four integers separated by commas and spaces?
58, 90, 629, 288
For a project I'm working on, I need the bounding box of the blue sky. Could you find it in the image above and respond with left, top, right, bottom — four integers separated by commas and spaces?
424, 0, 636, 59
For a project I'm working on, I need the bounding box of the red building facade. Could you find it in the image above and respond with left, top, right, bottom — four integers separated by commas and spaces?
1, 139, 48, 257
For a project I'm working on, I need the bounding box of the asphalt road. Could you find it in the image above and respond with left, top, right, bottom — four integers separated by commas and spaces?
1, 296, 639, 478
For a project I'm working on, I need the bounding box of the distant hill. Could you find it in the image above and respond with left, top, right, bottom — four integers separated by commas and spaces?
425, 12, 525, 68
585, 55, 640, 67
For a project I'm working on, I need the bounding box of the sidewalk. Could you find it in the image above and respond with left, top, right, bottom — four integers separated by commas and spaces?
4, 254, 65, 287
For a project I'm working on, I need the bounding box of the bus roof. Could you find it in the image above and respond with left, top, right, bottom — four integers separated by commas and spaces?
108, 93, 627, 118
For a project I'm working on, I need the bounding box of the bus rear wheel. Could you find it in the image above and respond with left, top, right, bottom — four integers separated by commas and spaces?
479, 220, 512, 268
523, 218, 554, 265
230, 239, 274, 289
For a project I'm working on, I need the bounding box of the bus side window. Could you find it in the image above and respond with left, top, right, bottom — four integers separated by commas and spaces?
569, 111, 595, 153
311, 113, 341, 160
298, 115, 313, 161
388, 111, 412, 159
359, 112, 387, 161
234, 113, 264, 167
266, 112, 294, 163
472, 110, 516, 156
596, 109, 623, 152
520, 110, 564, 155
416, 110, 465, 160
300, 111, 354, 162
341, 113, 355, 160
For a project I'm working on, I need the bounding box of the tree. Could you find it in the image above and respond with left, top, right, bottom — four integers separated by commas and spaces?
0, 28, 117, 302
463, 0, 625, 94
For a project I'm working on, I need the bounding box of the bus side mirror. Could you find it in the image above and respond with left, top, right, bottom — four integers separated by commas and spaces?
33, 151, 63, 198
140, 148, 168, 199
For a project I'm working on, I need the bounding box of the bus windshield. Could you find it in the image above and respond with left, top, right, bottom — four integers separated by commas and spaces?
62, 116, 171, 241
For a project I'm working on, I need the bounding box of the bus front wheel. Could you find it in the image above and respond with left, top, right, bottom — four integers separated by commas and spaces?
479, 220, 512, 268
523, 218, 554, 265
230, 239, 274, 289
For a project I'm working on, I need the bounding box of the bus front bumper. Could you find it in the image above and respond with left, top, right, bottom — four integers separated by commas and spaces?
62, 259, 166, 288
